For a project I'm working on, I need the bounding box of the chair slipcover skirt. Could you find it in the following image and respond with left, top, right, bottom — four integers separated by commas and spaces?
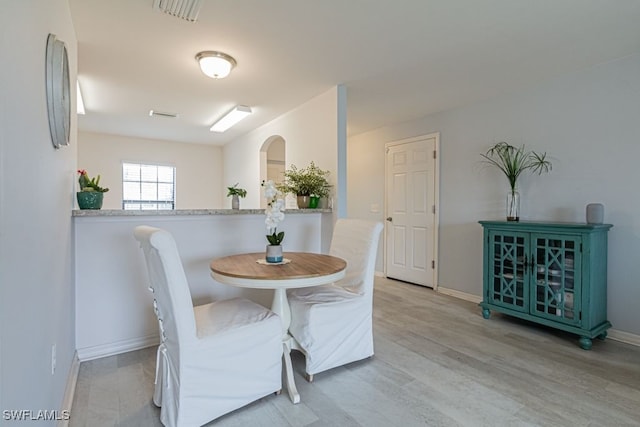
158, 298, 282, 427
289, 285, 372, 376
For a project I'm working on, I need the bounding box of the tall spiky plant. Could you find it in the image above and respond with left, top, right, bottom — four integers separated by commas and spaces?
481, 142, 552, 192
481, 142, 552, 220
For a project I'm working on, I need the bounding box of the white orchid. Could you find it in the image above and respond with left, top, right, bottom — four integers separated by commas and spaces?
262, 180, 285, 245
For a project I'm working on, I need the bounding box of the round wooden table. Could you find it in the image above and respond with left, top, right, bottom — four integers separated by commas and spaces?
210, 252, 347, 404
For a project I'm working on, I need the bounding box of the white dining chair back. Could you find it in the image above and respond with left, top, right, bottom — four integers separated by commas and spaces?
136, 226, 197, 347
329, 218, 383, 295
134, 225, 282, 427
288, 218, 383, 378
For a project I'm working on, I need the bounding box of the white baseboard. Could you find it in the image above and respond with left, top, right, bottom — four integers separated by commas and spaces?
436, 286, 640, 347
58, 352, 80, 427
437, 286, 483, 304
375, 270, 385, 277
77, 334, 159, 361
608, 328, 640, 347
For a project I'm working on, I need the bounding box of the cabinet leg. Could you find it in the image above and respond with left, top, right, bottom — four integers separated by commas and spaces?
579, 336, 592, 350
597, 331, 607, 341
482, 308, 491, 319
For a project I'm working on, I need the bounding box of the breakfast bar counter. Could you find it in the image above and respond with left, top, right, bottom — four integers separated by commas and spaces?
72, 208, 332, 216
73, 208, 333, 361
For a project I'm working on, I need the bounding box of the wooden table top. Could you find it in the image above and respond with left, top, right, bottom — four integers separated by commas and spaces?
210, 252, 347, 281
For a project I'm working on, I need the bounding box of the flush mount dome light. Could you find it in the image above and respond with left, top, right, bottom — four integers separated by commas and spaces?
196, 51, 237, 79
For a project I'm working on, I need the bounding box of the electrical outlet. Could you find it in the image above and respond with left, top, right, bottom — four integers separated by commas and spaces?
51, 344, 56, 375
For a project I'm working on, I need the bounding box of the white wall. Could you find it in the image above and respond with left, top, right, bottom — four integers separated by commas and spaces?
347, 133, 388, 272
0, 0, 77, 417
78, 131, 223, 209
223, 87, 340, 210
348, 53, 640, 336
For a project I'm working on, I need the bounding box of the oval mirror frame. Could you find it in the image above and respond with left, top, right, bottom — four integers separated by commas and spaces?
45, 33, 70, 149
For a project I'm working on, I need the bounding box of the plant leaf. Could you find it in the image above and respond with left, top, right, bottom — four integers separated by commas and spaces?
481, 142, 552, 190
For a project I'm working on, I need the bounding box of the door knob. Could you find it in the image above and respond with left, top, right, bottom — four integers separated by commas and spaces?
386, 217, 393, 222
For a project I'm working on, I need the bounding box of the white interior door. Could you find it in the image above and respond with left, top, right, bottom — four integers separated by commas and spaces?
385, 134, 438, 288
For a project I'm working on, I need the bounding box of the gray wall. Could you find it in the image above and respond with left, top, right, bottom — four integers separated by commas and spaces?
0, 0, 77, 417
348, 52, 640, 336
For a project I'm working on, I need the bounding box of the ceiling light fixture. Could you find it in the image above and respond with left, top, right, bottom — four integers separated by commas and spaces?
196, 51, 237, 79
210, 105, 252, 133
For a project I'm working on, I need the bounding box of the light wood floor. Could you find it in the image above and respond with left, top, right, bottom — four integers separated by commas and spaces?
69, 278, 640, 426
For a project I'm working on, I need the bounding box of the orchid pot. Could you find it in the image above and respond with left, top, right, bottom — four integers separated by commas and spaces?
265, 245, 283, 263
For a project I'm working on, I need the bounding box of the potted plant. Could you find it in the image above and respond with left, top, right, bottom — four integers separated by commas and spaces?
262, 180, 286, 263
480, 142, 552, 221
278, 161, 330, 209
77, 169, 109, 210
315, 182, 332, 209
226, 183, 247, 210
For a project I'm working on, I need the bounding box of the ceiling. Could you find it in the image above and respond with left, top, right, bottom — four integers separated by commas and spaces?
70, 0, 640, 146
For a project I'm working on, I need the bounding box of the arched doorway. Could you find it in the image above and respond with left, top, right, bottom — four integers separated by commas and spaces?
260, 135, 286, 208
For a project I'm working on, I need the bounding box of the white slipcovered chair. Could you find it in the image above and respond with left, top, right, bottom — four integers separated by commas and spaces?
287, 218, 383, 380
133, 226, 282, 427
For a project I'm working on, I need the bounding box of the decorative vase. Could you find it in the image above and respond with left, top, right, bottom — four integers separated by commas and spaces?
309, 196, 319, 209
296, 195, 310, 209
318, 197, 329, 209
506, 190, 520, 222
231, 195, 240, 210
265, 244, 283, 263
77, 191, 103, 210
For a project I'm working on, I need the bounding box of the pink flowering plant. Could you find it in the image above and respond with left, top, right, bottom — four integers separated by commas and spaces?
262, 180, 285, 245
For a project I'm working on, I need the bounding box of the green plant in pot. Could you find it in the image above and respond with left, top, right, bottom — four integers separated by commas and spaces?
77, 169, 109, 210
480, 142, 552, 221
315, 182, 332, 209
226, 183, 247, 210
279, 161, 330, 209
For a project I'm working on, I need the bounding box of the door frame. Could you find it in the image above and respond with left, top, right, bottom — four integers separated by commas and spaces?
383, 132, 440, 290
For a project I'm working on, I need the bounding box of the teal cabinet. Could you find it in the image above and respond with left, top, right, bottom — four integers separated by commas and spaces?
479, 221, 612, 350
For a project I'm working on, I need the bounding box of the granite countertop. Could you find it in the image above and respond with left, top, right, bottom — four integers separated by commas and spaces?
72, 208, 332, 217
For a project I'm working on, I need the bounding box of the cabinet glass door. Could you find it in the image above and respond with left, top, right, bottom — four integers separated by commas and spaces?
487, 231, 529, 312
530, 233, 581, 325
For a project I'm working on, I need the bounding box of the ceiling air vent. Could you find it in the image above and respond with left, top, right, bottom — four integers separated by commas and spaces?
149, 110, 178, 118
153, 0, 202, 22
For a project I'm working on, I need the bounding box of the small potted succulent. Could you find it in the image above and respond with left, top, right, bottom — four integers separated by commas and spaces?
77, 169, 109, 210
226, 183, 247, 210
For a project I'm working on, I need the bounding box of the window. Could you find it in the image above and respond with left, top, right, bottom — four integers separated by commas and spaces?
122, 163, 175, 210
